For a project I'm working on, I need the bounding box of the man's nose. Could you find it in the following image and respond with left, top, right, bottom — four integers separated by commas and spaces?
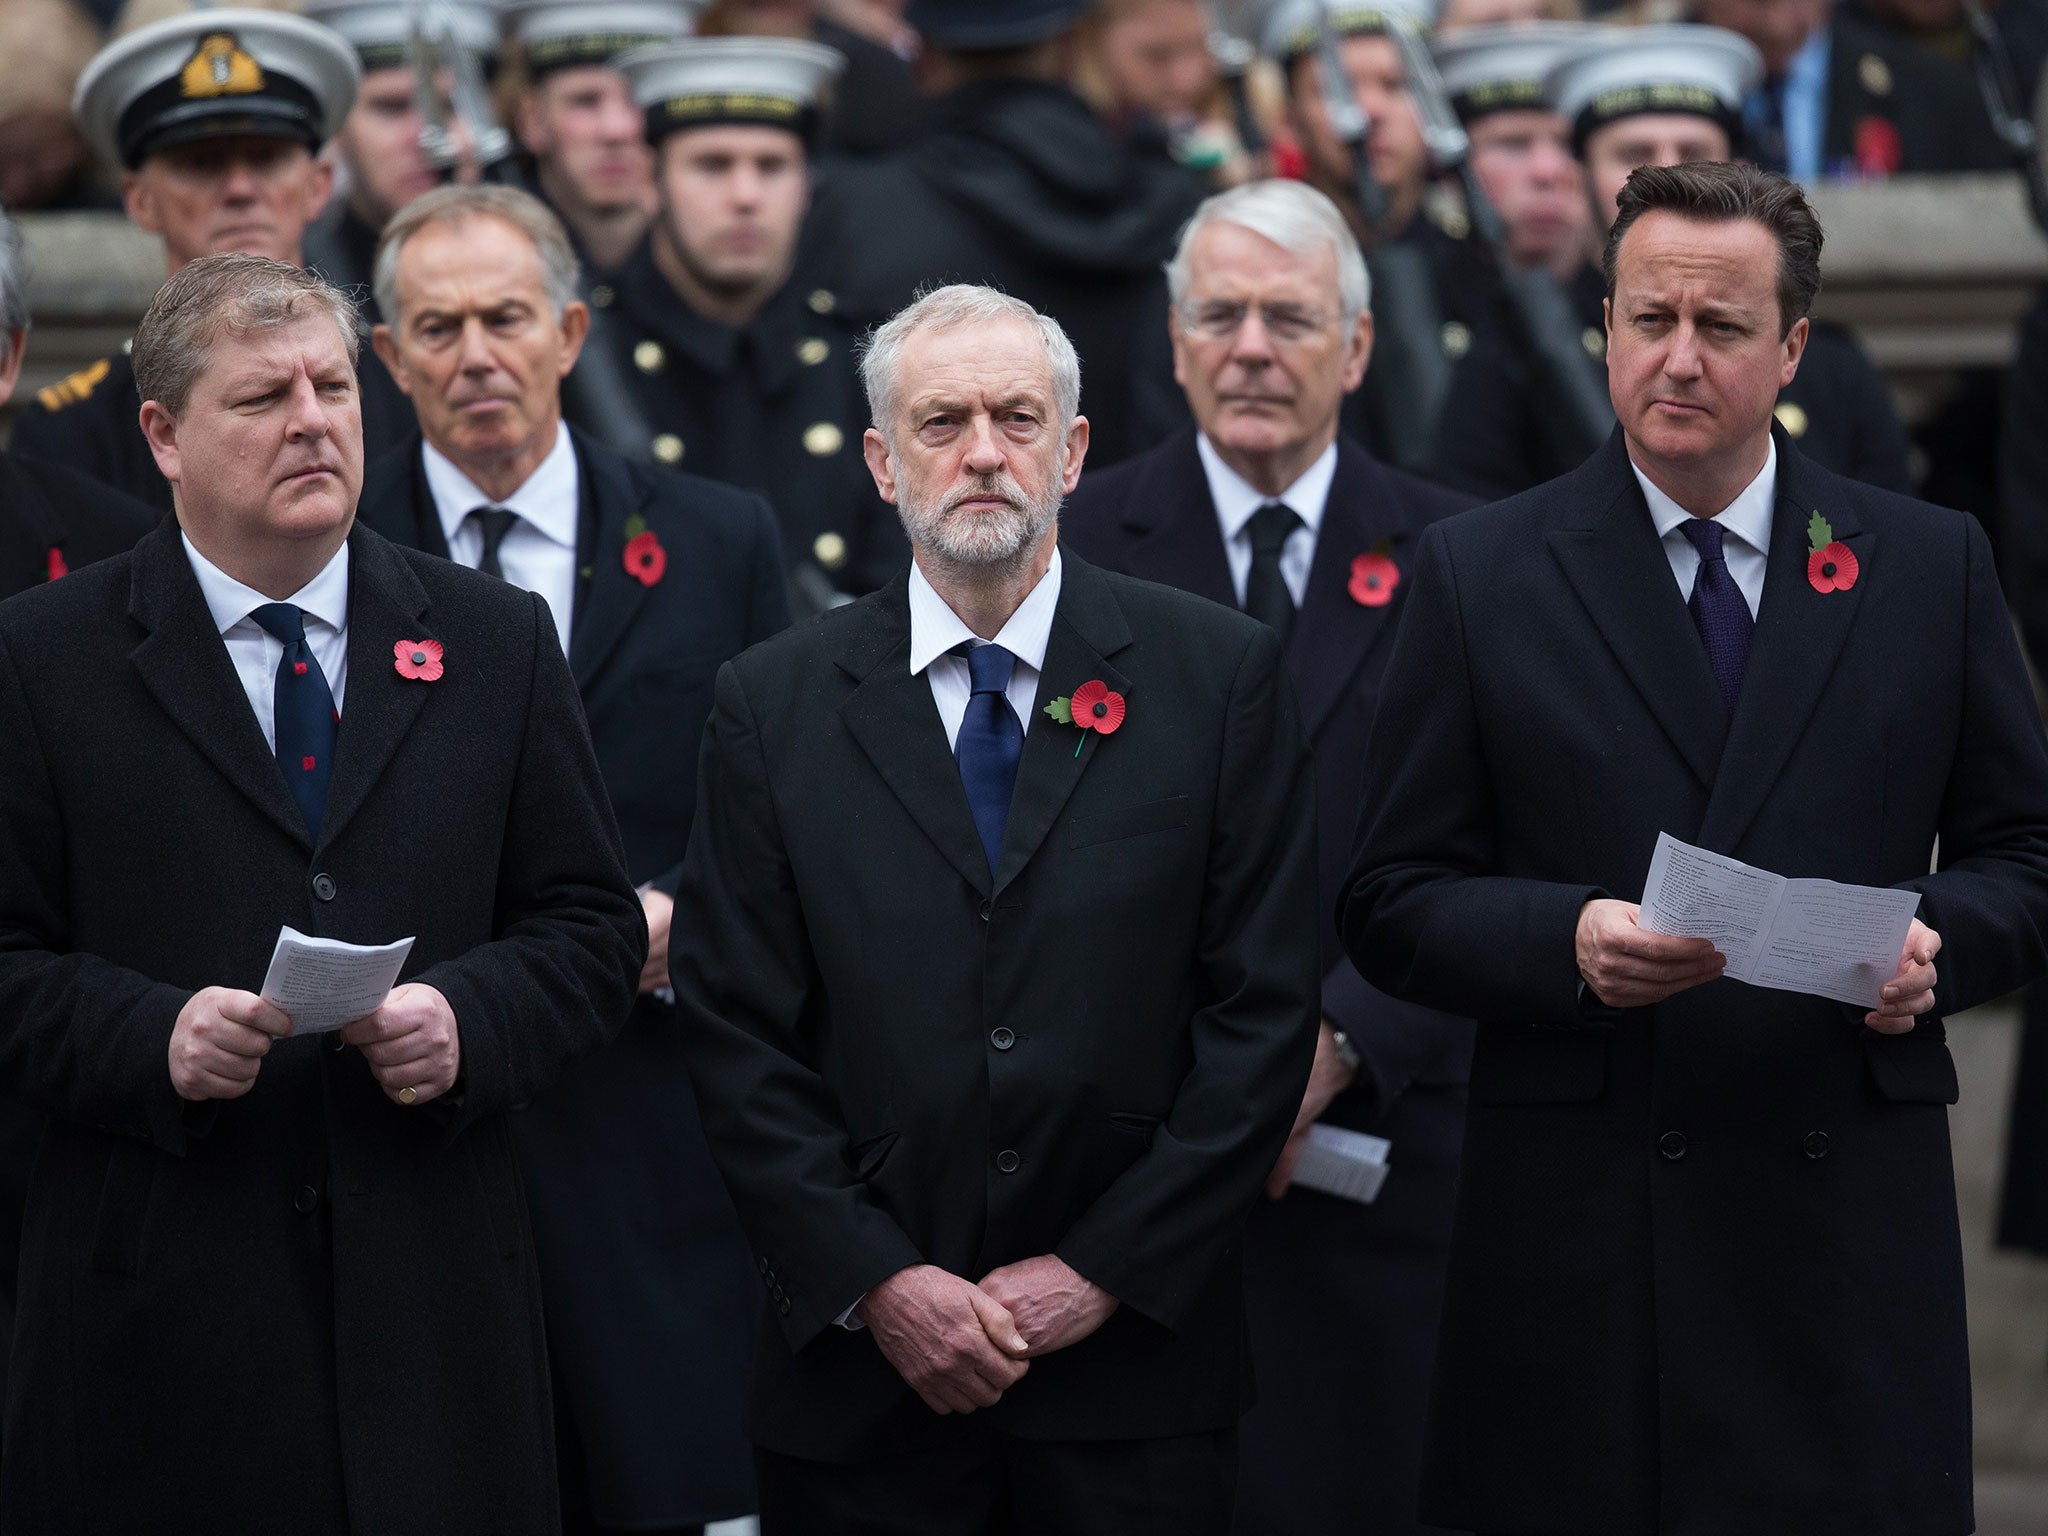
284, 373, 332, 437
219, 158, 261, 200
1664, 324, 1706, 379
961, 417, 1007, 473
1229, 309, 1278, 364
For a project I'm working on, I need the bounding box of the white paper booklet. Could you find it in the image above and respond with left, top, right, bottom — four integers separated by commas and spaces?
1290, 1124, 1392, 1205
1637, 833, 1920, 1009
259, 926, 415, 1034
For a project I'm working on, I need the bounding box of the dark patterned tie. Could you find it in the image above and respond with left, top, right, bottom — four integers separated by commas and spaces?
249, 603, 338, 839
1679, 518, 1753, 710
954, 642, 1023, 875
1244, 501, 1302, 646
467, 507, 518, 579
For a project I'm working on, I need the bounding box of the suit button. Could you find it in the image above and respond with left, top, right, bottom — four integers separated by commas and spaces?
979, 899, 993, 922
758, 1256, 771, 1274
293, 1185, 320, 1214
778, 1296, 792, 1316
1658, 1131, 1688, 1161
995, 1149, 1021, 1174
1804, 1131, 1830, 1159
990, 1027, 1015, 1051
324, 1033, 345, 1055
311, 873, 337, 902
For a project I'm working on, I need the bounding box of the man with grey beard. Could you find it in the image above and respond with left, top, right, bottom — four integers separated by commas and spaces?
667, 284, 1323, 1535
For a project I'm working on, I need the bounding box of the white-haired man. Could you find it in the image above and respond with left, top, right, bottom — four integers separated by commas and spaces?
1062, 176, 1475, 1536
669, 283, 1323, 1535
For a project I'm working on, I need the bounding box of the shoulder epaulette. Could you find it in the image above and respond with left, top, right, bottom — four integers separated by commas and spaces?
35, 358, 113, 413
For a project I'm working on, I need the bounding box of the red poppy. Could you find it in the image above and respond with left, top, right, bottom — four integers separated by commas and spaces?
1807, 542, 1860, 594
393, 638, 445, 682
624, 529, 667, 587
45, 547, 66, 582
1348, 551, 1399, 607
1069, 679, 1127, 735
1854, 116, 1904, 179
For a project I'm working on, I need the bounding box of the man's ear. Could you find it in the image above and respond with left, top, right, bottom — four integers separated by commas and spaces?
862, 426, 898, 505
123, 171, 163, 235
369, 324, 412, 396
138, 398, 182, 485
555, 301, 590, 375
1060, 415, 1090, 495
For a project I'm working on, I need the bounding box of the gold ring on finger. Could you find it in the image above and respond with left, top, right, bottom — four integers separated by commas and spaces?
398, 1085, 418, 1105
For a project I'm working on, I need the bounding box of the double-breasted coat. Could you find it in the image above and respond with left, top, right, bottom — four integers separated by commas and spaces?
0, 518, 646, 1535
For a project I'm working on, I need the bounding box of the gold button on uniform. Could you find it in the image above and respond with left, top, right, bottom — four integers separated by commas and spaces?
1859, 52, 1893, 96
813, 531, 848, 571
1774, 401, 1809, 438
1441, 321, 1471, 360
652, 433, 685, 464
807, 288, 837, 315
590, 284, 615, 309
803, 421, 844, 457
634, 340, 665, 373
1582, 326, 1607, 361
797, 336, 830, 366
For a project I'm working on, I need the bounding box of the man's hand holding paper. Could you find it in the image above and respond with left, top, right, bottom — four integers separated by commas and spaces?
1867, 918, 1942, 1034
340, 983, 463, 1106
1576, 898, 1727, 1009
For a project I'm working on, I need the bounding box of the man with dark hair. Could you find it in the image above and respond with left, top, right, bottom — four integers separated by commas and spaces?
0, 252, 646, 1533
1344, 159, 2048, 1534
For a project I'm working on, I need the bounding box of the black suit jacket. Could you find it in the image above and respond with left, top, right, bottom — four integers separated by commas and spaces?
1342, 427, 2048, 1535
0, 519, 645, 1536
672, 554, 1322, 1460
358, 428, 787, 1524
0, 451, 158, 601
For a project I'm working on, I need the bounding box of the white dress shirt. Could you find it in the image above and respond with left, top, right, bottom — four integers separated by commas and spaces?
182, 533, 351, 753
1196, 432, 1337, 607
1631, 437, 1777, 621
908, 548, 1063, 748
422, 422, 580, 652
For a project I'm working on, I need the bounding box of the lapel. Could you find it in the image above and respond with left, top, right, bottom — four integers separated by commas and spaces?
354, 436, 453, 559
128, 520, 311, 848
837, 574, 996, 896
1288, 437, 1418, 739
316, 524, 436, 852
1695, 430, 1868, 852
1103, 431, 1238, 610
1545, 430, 1729, 789
564, 429, 653, 690
991, 554, 1134, 897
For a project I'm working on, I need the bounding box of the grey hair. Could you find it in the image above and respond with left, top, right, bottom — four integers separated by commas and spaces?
859, 284, 1082, 442
373, 183, 582, 324
133, 253, 359, 417
0, 206, 25, 367
1165, 179, 1372, 322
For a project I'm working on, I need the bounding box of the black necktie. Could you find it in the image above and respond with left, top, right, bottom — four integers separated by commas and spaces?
1679, 518, 1753, 710
1244, 501, 1302, 646
468, 507, 518, 579
249, 603, 338, 839
954, 642, 1023, 875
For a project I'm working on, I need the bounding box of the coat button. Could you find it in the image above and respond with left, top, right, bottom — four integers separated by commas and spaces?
979, 899, 993, 922
990, 1027, 1015, 1051
1658, 1131, 1688, 1161
293, 1185, 320, 1214
633, 340, 665, 373
324, 1033, 345, 1054
1804, 1131, 1830, 1159
995, 1149, 1021, 1174
778, 1296, 792, 1316
311, 873, 337, 902
589, 284, 615, 309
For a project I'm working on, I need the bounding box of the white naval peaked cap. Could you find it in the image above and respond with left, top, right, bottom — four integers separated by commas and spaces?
1432, 21, 1602, 120
1546, 24, 1763, 142
504, 2, 703, 75
75, 7, 361, 169
618, 36, 846, 141
303, 1, 503, 72
1260, 0, 1441, 61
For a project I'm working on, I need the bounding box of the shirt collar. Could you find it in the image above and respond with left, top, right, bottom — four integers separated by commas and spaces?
181, 529, 351, 636
907, 547, 1063, 677
422, 421, 580, 551
1196, 432, 1338, 543
1630, 435, 1777, 559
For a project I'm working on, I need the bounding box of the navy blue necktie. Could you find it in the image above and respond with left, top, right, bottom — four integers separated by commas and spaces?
250, 603, 338, 839
955, 642, 1023, 874
468, 507, 517, 579
1679, 519, 1752, 711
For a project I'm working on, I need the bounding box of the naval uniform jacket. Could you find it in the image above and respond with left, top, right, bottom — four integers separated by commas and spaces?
1342, 426, 2048, 1535
0, 517, 646, 1535
358, 426, 788, 1525
1062, 429, 1476, 1535
671, 553, 1323, 1460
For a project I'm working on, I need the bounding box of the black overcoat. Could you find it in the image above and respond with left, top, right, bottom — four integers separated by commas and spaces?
0, 518, 646, 1536
358, 427, 790, 1526
671, 554, 1324, 1461
1061, 429, 1476, 1535
1343, 427, 2048, 1534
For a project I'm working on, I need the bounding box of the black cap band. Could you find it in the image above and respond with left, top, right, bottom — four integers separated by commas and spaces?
118, 71, 324, 167
1451, 77, 1550, 124
1571, 81, 1741, 156
644, 91, 819, 145
527, 31, 675, 77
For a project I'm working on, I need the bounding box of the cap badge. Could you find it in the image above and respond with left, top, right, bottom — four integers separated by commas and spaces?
180, 34, 266, 100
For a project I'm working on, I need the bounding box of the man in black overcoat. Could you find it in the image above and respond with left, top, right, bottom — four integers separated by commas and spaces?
0, 253, 645, 1535
359, 182, 789, 1536
1344, 162, 2048, 1535
670, 283, 1323, 1534
1062, 178, 1473, 1536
